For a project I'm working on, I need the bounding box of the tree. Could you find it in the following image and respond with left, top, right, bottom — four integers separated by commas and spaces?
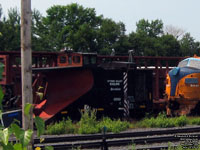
128, 31, 148, 56
31, 9, 48, 51
0, 5, 3, 43
40, 3, 102, 52
0, 4, 2, 19
136, 19, 164, 37
164, 25, 185, 39
157, 34, 181, 56
97, 19, 129, 54
179, 33, 200, 56
0, 8, 21, 51
129, 28, 181, 56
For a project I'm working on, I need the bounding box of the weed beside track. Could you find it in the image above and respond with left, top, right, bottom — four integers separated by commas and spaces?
45, 109, 200, 135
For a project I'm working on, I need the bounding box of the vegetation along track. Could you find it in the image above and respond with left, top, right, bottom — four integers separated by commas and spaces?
33, 126, 200, 149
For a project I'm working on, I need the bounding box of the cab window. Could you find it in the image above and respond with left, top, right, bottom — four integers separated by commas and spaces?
178, 60, 188, 67
59, 56, 67, 63
188, 59, 200, 69
73, 56, 81, 64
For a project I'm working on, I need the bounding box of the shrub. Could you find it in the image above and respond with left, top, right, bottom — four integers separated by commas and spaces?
97, 117, 130, 133
46, 118, 76, 135
78, 108, 99, 134
175, 115, 187, 127
111, 119, 130, 133
136, 113, 189, 128
189, 117, 200, 125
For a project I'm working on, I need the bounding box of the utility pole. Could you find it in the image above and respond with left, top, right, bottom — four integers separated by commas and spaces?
21, 0, 33, 136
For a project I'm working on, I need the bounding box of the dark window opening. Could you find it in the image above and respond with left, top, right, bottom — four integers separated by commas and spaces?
59, 56, 67, 63
73, 56, 81, 64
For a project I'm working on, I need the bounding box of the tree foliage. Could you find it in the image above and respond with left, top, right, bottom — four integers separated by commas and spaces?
179, 33, 200, 56
40, 4, 102, 52
136, 19, 164, 37
0, 3, 199, 57
0, 8, 20, 51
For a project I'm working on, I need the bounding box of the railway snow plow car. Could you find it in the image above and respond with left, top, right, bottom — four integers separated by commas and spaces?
0, 50, 154, 125
33, 52, 154, 121
165, 55, 200, 115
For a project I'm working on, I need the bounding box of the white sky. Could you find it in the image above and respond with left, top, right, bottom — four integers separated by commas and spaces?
0, 0, 200, 41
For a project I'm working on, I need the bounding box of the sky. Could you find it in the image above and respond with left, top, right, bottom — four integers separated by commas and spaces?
0, 0, 200, 41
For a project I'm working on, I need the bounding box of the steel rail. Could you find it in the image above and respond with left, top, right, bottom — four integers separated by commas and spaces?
34, 126, 200, 144
34, 134, 200, 149
33, 126, 200, 149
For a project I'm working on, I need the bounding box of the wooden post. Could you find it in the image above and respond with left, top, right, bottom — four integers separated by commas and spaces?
21, 0, 33, 134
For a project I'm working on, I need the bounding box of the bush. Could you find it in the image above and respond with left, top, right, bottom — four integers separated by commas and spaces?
136, 113, 189, 128
111, 119, 130, 133
78, 108, 99, 134
46, 118, 76, 135
175, 115, 187, 127
189, 117, 200, 125
46, 109, 131, 135
97, 117, 130, 133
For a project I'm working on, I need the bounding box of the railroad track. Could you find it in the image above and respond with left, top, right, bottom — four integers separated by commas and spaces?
34, 126, 200, 150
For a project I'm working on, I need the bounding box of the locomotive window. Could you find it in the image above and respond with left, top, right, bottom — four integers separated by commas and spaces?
59, 56, 67, 63
178, 60, 188, 67
73, 56, 81, 64
189, 60, 200, 69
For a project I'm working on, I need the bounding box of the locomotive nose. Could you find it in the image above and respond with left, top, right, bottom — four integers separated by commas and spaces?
171, 67, 180, 76
168, 67, 182, 96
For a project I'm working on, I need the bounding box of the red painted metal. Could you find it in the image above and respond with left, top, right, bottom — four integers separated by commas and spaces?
57, 52, 83, 67
0, 51, 184, 109
34, 68, 94, 120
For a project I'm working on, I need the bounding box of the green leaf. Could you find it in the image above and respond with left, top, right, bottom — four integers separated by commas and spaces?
0, 128, 10, 145
13, 119, 21, 125
11, 123, 24, 140
22, 129, 33, 147
45, 146, 54, 150
24, 103, 32, 118
13, 143, 23, 150
35, 116, 45, 137
0, 86, 4, 110
2, 142, 14, 150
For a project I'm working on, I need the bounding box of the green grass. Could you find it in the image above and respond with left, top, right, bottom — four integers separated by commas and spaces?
46, 117, 77, 135
45, 108, 131, 135
45, 110, 200, 135
133, 113, 188, 128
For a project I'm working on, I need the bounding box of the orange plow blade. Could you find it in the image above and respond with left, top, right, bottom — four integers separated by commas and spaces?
34, 68, 94, 121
